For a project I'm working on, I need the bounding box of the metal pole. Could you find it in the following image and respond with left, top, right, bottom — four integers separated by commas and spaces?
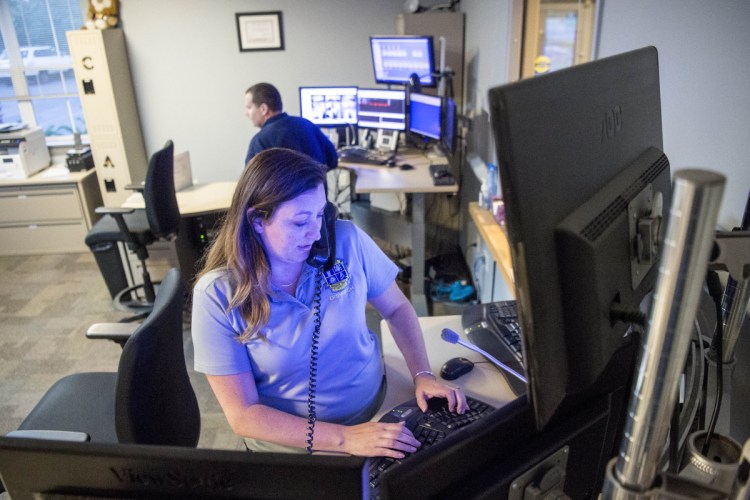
605, 169, 725, 496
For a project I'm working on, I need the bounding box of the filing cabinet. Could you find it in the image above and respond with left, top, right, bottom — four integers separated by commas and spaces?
0, 169, 102, 255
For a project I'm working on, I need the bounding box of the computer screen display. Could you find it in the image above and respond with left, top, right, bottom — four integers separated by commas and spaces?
357, 88, 406, 131
299, 86, 358, 126
487, 46, 671, 429
408, 92, 442, 141
370, 36, 436, 87
0, 437, 368, 499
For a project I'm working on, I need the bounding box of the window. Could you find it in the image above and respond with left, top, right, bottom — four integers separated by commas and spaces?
0, 0, 85, 144
521, 0, 596, 79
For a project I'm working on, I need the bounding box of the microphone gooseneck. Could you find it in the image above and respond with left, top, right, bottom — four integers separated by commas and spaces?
440, 328, 527, 383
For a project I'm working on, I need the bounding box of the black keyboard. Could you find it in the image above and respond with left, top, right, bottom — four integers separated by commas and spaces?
338, 146, 390, 165
429, 163, 456, 186
369, 396, 494, 498
461, 300, 527, 396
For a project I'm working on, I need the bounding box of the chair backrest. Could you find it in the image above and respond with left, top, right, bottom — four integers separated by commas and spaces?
114, 267, 201, 447
144, 140, 181, 239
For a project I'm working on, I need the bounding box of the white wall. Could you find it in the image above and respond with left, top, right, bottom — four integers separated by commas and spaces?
596, 0, 750, 229
461, 0, 516, 166
118, 0, 403, 183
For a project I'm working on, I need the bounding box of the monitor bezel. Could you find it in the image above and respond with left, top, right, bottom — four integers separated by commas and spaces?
356, 87, 407, 131
298, 85, 359, 127
0, 437, 369, 499
441, 96, 457, 155
408, 91, 442, 142
369, 35, 437, 88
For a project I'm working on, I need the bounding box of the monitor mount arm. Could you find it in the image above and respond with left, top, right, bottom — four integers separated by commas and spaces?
407, 36, 455, 99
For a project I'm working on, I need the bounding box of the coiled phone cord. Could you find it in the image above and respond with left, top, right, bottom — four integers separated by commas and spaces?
306, 270, 322, 454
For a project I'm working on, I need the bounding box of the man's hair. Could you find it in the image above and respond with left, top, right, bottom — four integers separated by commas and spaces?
246, 82, 283, 112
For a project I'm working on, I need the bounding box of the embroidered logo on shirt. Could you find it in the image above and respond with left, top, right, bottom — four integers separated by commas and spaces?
323, 260, 349, 292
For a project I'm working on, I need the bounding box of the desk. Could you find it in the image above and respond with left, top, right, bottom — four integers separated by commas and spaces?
376, 314, 516, 420
341, 151, 458, 316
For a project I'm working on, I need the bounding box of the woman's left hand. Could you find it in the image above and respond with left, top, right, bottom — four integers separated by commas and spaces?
413, 374, 468, 414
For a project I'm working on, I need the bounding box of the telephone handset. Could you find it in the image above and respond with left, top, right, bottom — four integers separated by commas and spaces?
307, 201, 338, 271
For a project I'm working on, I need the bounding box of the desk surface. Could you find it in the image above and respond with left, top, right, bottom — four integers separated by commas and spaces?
173, 181, 237, 216
340, 151, 458, 195
122, 181, 237, 216
0, 165, 96, 187
376, 315, 516, 420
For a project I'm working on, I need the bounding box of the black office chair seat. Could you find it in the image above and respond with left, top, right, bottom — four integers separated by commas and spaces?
85, 210, 153, 248
18, 372, 118, 442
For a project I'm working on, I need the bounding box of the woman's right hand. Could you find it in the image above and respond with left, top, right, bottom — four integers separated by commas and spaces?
341, 421, 421, 458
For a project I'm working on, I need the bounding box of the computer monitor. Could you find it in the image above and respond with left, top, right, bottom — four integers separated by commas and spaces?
356, 88, 406, 131
299, 86, 358, 126
408, 92, 442, 142
370, 36, 436, 88
0, 437, 368, 499
488, 46, 671, 429
441, 96, 457, 155
379, 46, 668, 498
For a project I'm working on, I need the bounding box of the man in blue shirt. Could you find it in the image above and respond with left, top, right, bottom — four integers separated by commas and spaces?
244, 83, 338, 170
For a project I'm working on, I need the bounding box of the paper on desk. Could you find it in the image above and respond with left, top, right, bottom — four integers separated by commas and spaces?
0, 170, 24, 180
41, 166, 71, 178
122, 192, 145, 208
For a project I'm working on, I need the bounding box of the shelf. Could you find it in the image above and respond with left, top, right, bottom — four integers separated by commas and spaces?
468, 202, 514, 293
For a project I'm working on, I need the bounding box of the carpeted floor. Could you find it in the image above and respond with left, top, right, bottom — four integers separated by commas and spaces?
0, 252, 242, 451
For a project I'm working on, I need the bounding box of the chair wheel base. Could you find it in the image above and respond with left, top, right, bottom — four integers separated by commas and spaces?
113, 282, 160, 314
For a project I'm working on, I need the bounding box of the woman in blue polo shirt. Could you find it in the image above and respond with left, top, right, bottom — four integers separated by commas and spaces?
192, 148, 466, 457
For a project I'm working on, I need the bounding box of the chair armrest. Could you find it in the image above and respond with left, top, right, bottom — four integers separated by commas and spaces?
5, 430, 90, 442
95, 206, 136, 215
86, 322, 140, 344
125, 182, 145, 192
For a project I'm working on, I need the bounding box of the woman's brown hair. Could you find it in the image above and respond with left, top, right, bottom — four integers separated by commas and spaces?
197, 148, 326, 341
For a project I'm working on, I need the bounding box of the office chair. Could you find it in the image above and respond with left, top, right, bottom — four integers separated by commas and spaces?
85, 140, 180, 317
7, 268, 201, 447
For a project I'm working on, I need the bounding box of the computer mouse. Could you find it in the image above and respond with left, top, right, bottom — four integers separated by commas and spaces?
399, 163, 415, 170
386, 158, 397, 167
440, 357, 475, 380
